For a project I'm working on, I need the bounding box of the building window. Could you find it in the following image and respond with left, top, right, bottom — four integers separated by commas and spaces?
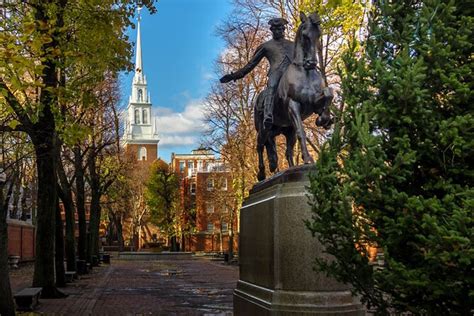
206, 203, 214, 214
222, 205, 229, 214
179, 161, 185, 172
187, 161, 193, 169
207, 223, 214, 232
134, 109, 141, 124
222, 222, 228, 232
221, 178, 228, 190
190, 182, 196, 195
142, 108, 148, 124
138, 88, 143, 102
207, 179, 214, 191
138, 146, 147, 161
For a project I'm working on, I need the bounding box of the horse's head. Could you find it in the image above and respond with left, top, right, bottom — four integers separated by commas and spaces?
297, 12, 322, 70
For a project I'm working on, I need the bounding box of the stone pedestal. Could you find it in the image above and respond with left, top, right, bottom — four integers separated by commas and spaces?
234, 165, 364, 315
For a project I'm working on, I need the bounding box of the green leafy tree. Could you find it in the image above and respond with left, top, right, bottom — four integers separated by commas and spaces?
0, 0, 156, 297
299, 0, 367, 86
307, 0, 473, 314
145, 159, 180, 250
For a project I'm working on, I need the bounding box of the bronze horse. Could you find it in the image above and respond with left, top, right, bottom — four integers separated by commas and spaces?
255, 12, 333, 181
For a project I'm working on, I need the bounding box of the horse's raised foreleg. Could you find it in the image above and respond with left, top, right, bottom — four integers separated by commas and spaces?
288, 100, 314, 164
283, 127, 296, 167
316, 87, 333, 129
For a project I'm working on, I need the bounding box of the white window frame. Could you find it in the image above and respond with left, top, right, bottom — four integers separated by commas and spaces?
138, 146, 147, 161
222, 205, 229, 214
137, 88, 143, 102
221, 178, 228, 191
207, 179, 214, 191
221, 222, 228, 231
206, 203, 214, 214
134, 108, 141, 124
207, 223, 214, 232
142, 108, 148, 124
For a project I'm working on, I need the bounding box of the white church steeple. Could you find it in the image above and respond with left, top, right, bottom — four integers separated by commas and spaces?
122, 7, 159, 160
130, 7, 150, 105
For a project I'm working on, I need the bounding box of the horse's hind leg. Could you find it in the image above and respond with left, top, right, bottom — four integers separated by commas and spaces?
257, 136, 266, 181
266, 135, 278, 173
284, 127, 296, 167
289, 100, 314, 164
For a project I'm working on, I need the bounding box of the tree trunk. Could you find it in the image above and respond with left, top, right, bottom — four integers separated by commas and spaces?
87, 195, 101, 262
87, 155, 101, 263
55, 200, 66, 287
181, 234, 186, 252
228, 229, 234, 261
11, 180, 20, 219
20, 184, 29, 221
219, 229, 223, 253
61, 193, 76, 271
0, 182, 16, 316
57, 159, 76, 272
137, 223, 142, 250
170, 236, 178, 252
117, 214, 124, 251
74, 147, 87, 261
228, 210, 235, 260
31, 133, 58, 297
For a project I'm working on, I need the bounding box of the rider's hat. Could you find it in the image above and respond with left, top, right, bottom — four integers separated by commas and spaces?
268, 18, 288, 28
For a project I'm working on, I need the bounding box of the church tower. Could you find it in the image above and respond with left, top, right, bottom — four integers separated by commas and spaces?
122, 8, 159, 162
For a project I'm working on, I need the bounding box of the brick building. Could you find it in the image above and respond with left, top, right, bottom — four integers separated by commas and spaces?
171, 148, 238, 253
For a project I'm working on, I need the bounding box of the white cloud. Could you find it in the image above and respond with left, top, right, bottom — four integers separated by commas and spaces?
159, 135, 199, 147
202, 71, 214, 81
153, 99, 207, 147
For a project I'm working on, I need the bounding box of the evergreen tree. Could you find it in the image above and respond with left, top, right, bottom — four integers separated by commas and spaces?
307, 0, 473, 314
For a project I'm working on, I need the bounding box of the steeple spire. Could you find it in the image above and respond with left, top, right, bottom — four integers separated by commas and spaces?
135, 7, 143, 76
130, 7, 149, 104
122, 6, 159, 156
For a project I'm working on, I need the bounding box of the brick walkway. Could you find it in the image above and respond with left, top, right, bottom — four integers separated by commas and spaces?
10, 257, 238, 315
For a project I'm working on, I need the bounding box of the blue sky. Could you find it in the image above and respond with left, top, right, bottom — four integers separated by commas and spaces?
121, 0, 233, 162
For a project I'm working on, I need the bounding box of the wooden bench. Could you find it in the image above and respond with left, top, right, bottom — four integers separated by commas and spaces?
14, 287, 42, 311
65, 271, 77, 283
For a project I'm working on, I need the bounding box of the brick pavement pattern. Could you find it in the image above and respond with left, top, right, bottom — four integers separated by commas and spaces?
10, 257, 238, 315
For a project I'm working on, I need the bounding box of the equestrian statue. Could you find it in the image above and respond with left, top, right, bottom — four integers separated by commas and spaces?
220, 12, 333, 181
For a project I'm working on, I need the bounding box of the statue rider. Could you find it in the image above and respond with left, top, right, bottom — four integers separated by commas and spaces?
220, 18, 294, 130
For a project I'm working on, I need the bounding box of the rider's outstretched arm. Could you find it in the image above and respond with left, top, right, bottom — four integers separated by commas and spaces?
232, 44, 266, 80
